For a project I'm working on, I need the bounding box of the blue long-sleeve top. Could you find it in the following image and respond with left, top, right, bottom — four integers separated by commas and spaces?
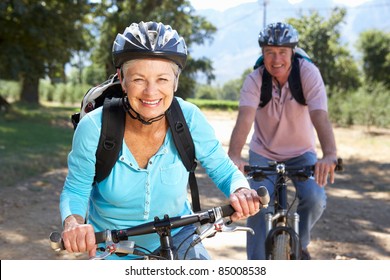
60, 97, 249, 253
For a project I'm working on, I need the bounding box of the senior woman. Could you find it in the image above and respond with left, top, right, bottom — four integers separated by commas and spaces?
59, 21, 262, 260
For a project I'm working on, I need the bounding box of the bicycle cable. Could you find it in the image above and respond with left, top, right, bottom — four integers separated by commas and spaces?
175, 229, 198, 260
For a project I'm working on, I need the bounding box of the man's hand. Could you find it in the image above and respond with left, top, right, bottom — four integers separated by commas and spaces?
315, 156, 338, 187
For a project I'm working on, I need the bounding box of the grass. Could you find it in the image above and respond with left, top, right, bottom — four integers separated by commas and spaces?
0, 103, 78, 187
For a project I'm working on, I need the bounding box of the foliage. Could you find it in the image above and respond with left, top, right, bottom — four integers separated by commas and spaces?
221, 79, 242, 101
219, 68, 252, 101
82, 65, 108, 86
195, 84, 221, 100
0, 80, 20, 102
188, 98, 238, 111
356, 30, 390, 87
91, 0, 217, 99
288, 8, 361, 95
0, 0, 93, 103
328, 82, 390, 129
1, 79, 90, 106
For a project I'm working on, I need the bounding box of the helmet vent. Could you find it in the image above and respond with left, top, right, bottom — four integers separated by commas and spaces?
148, 30, 158, 50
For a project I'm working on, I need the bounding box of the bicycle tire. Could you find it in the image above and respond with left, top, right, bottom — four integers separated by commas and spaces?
272, 233, 290, 260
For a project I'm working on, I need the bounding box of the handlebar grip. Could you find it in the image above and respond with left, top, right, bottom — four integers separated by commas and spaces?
220, 204, 235, 217
49, 230, 108, 252
49, 231, 65, 251
257, 186, 270, 206
95, 231, 107, 244
335, 158, 344, 172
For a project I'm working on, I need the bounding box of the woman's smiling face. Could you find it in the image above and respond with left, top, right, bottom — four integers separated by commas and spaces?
121, 58, 179, 120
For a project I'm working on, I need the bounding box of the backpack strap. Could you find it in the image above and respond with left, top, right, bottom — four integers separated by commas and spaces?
259, 55, 306, 108
260, 68, 273, 108
288, 56, 306, 106
95, 97, 125, 183
166, 97, 201, 212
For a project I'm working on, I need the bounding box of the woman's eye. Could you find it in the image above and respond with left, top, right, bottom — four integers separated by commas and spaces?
158, 78, 170, 83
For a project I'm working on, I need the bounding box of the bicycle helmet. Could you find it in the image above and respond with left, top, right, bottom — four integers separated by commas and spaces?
258, 22, 299, 48
112, 21, 188, 69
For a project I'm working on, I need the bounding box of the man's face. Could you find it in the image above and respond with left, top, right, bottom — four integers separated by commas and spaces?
262, 46, 293, 81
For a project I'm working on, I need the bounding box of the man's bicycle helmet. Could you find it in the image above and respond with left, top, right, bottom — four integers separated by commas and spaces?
112, 21, 188, 69
258, 22, 299, 48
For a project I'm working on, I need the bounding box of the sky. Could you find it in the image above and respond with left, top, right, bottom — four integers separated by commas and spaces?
190, 0, 374, 12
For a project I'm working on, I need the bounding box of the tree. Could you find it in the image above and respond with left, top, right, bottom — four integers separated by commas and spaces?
220, 68, 252, 101
356, 30, 390, 87
91, 0, 217, 99
288, 8, 361, 95
0, 1, 92, 104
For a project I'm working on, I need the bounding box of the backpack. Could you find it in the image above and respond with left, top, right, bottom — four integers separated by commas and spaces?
253, 48, 312, 108
71, 74, 201, 212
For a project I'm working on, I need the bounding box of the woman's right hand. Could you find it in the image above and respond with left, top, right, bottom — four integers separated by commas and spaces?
62, 215, 97, 258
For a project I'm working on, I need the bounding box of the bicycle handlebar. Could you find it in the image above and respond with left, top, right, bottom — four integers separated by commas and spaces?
244, 158, 343, 181
49, 186, 269, 252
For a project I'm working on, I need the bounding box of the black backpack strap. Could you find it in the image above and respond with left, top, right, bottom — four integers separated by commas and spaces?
166, 97, 201, 212
288, 56, 306, 106
260, 68, 273, 108
95, 97, 125, 183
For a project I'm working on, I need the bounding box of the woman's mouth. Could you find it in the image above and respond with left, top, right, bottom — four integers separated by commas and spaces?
140, 99, 161, 106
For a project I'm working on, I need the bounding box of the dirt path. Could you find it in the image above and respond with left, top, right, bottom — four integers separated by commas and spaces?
0, 111, 389, 260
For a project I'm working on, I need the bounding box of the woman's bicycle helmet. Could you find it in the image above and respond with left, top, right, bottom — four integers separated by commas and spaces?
258, 22, 299, 48
112, 21, 188, 69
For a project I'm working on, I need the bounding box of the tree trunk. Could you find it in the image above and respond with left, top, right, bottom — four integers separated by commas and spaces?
0, 95, 11, 113
20, 74, 40, 104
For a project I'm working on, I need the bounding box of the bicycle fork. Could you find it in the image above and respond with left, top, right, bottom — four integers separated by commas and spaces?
264, 180, 302, 260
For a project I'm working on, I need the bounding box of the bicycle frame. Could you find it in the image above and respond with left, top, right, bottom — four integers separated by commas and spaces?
245, 158, 343, 260
264, 166, 301, 260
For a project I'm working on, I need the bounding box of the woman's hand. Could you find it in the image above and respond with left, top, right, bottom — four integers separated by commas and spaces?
229, 188, 261, 222
62, 215, 97, 258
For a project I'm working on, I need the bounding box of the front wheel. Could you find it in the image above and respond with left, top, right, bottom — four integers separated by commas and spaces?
272, 233, 290, 260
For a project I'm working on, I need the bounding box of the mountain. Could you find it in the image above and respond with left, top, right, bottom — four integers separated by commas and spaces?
190, 0, 390, 85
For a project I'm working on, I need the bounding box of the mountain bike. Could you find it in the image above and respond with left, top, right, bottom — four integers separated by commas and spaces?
244, 158, 343, 260
49, 187, 270, 260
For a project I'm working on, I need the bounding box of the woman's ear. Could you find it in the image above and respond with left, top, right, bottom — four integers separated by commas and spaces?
117, 68, 126, 92
117, 68, 122, 81
174, 73, 180, 92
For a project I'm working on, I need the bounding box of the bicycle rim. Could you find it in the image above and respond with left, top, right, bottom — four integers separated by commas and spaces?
272, 233, 290, 260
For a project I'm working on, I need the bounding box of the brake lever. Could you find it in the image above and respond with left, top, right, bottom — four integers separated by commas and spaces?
88, 229, 135, 259
221, 223, 255, 235
90, 249, 112, 260
89, 230, 116, 260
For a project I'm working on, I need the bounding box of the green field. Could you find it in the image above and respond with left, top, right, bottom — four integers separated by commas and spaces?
0, 104, 77, 186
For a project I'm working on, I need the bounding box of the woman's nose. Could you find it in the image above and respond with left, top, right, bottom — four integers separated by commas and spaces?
143, 81, 158, 94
